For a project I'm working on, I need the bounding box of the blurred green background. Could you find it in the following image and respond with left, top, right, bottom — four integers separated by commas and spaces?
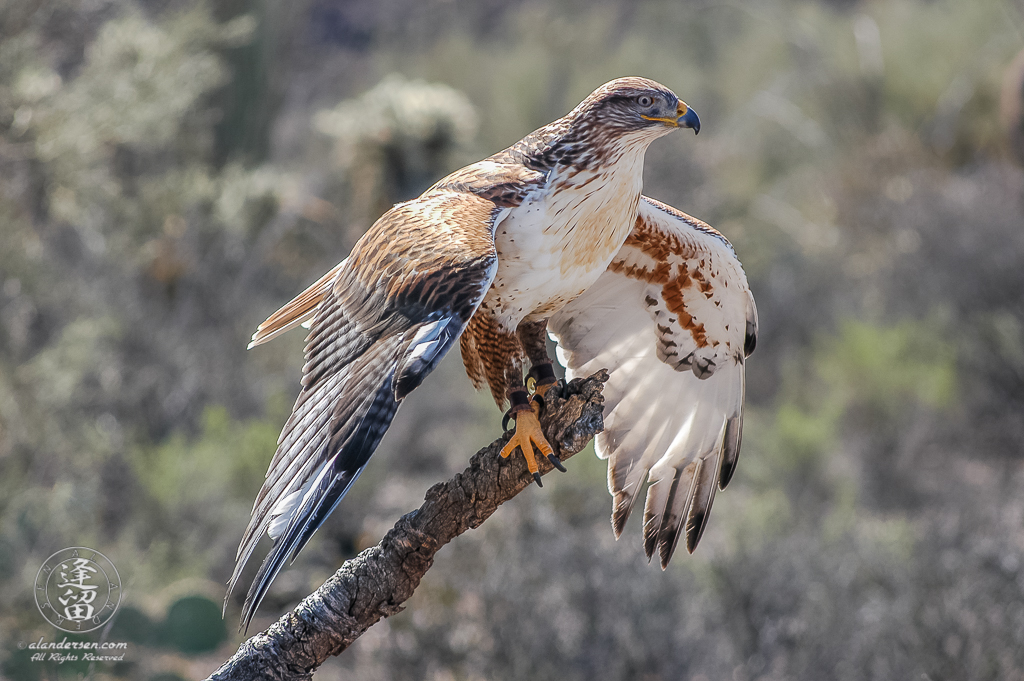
2, 0, 1024, 678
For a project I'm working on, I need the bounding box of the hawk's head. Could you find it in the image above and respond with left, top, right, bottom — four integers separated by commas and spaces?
572, 77, 700, 144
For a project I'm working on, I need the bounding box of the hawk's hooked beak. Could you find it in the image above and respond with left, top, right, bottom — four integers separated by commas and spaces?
641, 101, 701, 134
677, 102, 700, 135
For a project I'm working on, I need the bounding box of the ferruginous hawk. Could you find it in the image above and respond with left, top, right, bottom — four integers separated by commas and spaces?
226, 77, 757, 630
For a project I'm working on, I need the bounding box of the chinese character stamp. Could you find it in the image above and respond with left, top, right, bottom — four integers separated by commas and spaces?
34, 547, 121, 633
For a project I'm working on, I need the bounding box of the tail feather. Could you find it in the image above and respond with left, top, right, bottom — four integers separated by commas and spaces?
248, 261, 345, 349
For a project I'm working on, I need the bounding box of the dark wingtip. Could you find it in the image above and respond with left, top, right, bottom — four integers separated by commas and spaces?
611, 491, 636, 538
659, 524, 682, 569
685, 510, 708, 554
239, 597, 258, 635
643, 519, 659, 560
612, 509, 628, 539
719, 459, 736, 490
720, 415, 743, 491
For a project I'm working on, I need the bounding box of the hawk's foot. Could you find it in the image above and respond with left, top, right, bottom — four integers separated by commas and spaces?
500, 390, 556, 487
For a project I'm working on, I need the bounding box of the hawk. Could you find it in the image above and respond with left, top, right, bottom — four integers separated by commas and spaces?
227, 77, 757, 630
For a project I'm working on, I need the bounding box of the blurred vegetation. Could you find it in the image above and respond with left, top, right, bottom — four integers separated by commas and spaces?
1, 0, 1023, 679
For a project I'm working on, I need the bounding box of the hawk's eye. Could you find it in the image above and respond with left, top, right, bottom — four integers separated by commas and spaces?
637, 95, 654, 108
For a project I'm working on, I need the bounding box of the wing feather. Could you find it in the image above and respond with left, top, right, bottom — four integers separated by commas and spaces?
549, 195, 755, 567
228, 188, 504, 631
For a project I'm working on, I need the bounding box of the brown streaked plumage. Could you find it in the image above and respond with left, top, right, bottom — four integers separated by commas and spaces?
228, 77, 755, 630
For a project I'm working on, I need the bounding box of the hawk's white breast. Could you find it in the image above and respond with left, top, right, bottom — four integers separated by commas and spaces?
486, 146, 648, 330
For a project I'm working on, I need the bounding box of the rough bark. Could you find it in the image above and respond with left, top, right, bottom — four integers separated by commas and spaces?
207, 371, 607, 681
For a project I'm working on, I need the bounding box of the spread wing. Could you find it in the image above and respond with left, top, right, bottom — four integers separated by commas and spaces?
549, 195, 757, 568
228, 187, 505, 631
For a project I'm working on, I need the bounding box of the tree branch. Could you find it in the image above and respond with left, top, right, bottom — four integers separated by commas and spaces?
207, 371, 608, 681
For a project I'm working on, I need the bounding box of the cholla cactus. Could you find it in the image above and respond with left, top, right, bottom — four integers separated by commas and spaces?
315, 74, 478, 222
1002, 48, 1024, 167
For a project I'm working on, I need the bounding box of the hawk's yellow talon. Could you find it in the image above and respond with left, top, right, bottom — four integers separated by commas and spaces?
500, 406, 554, 486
